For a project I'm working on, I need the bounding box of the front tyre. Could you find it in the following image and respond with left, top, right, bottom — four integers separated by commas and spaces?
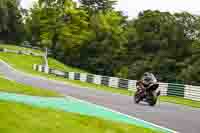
148, 98, 157, 106
134, 93, 141, 104
148, 92, 158, 106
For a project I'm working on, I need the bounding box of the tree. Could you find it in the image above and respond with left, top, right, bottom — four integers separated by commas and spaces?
76, 11, 127, 75
79, 0, 117, 13
26, 0, 91, 59
125, 10, 194, 82
175, 12, 200, 41
0, 0, 24, 43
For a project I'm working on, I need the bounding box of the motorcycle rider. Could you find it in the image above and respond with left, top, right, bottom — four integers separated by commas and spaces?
135, 72, 160, 105
142, 72, 157, 87
140, 72, 160, 96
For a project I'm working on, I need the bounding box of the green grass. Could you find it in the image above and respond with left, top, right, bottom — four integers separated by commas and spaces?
0, 48, 199, 108
0, 100, 159, 133
48, 57, 87, 73
0, 52, 86, 73
0, 76, 59, 97
161, 96, 200, 108
0, 44, 43, 54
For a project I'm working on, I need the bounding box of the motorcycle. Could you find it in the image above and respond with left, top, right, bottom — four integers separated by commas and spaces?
134, 81, 160, 106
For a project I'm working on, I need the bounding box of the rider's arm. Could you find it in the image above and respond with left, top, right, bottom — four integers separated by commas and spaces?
151, 74, 157, 83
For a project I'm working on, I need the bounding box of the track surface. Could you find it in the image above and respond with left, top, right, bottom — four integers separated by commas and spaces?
0, 61, 200, 133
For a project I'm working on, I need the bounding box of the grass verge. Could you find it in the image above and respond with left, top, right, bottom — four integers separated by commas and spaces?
0, 53, 86, 73
0, 100, 160, 133
160, 96, 200, 108
0, 76, 59, 97
0, 44, 43, 54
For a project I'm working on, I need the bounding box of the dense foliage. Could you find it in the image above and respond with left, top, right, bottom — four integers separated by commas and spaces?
2, 0, 200, 85
0, 0, 24, 43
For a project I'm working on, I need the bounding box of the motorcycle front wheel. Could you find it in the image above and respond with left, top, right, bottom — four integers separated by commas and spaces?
147, 93, 158, 106
134, 93, 141, 104
148, 98, 157, 106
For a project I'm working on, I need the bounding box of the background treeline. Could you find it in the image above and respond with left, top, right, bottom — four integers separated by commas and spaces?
1, 0, 200, 85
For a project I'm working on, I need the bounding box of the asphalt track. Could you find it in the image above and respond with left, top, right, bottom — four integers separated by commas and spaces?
0, 61, 200, 133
